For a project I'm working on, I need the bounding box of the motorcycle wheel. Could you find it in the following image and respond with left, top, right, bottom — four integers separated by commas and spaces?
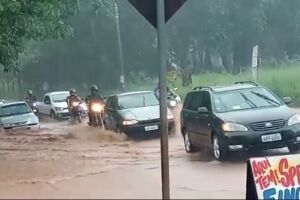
77, 115, 82, 123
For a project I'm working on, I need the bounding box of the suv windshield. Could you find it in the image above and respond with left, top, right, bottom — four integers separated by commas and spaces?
118, 92, 159, 110
0, 103, 32, 117
52, 93, 69, 103
212, 87, 282, 113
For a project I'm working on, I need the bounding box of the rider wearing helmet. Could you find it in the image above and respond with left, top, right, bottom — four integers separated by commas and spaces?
85, 85, 104, 126
26, 90, 37, 110
26, 90, 37, 102
67, 88, 82, 115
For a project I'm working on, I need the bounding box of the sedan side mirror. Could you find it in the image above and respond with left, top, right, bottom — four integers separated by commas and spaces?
197, 107, 209, 114
283, 97, 292, 105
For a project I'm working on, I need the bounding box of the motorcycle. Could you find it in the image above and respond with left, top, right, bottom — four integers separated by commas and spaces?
154, 88, 181, 110
88, 99, 105, 128
70, 101, 85, 123
26, 100, 39, 116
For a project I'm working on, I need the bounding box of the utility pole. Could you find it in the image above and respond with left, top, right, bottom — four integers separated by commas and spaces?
114, 0, 125, 91
156, 0, 170, 199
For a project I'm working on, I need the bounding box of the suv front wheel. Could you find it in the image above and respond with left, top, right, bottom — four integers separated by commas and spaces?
183, 131, 197, 153
212, 134, 228, 161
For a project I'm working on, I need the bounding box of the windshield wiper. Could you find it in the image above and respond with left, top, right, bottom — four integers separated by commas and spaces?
239, 92, 257, 108
251, 91, 280, 106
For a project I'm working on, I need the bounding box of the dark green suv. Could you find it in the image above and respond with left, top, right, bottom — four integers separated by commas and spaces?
180, 81, 300, 161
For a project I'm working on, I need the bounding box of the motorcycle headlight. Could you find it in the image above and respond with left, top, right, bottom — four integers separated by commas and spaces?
122, 120, 138, 126
55, 107, 64, 111
288, 114, 300, 126
169, 100, 176, 107
91, 103, 103, 113
32, 103, 37, 107
222, 123, 248, 132
72, 102, 80, 107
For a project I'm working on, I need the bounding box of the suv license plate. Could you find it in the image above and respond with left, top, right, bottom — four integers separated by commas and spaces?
261, 133, 282, 143
145, 125, 158, 131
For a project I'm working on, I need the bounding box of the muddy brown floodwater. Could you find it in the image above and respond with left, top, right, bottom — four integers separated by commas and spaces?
0, 106, 296, 199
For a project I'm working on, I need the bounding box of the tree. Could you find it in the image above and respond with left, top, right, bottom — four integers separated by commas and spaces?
0, 0, 78, 71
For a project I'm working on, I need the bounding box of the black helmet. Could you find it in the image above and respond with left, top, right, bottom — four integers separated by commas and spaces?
90, 85, 98, 92
28, 90, 33, 95
69, 88, 76, 95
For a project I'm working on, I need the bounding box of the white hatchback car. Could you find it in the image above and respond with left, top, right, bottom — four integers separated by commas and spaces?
0, 101, 39, 130
36, 91, 88, 119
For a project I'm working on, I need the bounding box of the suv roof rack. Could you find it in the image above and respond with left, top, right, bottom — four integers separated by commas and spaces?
234, 81, 259, 86
193, 86, 213, 91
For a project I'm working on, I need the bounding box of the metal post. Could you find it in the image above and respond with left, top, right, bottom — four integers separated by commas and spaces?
114, 0, 125, 91
156, 0, 170, 199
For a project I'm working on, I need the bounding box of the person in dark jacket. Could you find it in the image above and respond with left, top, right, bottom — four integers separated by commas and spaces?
85, 85, 104, 125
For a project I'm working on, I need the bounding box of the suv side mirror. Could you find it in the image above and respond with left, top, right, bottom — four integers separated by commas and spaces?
283, 97, 292, 105
44, 100, 50, 105
197, 107, 209, 114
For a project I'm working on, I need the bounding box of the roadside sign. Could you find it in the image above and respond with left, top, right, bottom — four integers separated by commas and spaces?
246, 154, 300, 200
252, 45, 259, 82
128, 0, 187, 28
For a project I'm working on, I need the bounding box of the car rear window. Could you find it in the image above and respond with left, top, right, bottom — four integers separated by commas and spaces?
117, 92, 159, 110
0, 103, 32, 117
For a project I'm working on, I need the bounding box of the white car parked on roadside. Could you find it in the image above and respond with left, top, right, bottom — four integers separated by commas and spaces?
36, 91, 88, 119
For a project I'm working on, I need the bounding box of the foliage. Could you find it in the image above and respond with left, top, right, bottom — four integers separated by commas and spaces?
0, 0, 78, 71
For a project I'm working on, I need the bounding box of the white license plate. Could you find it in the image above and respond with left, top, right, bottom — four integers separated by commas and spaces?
145, 125, 159, 131
261, 133, 282, 143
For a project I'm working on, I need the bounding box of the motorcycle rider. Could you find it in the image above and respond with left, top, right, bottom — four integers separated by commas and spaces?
85, 85, 104, 126
26, 90, 37, 109
26, 90, 37, 102
154, 82, 172, 98
67, 88, 82, 118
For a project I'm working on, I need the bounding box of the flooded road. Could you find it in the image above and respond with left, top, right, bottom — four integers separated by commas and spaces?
0, 107, 296, 199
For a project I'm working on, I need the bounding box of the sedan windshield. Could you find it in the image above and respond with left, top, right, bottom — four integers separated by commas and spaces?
212, 87, 282, 113
52, 93, 68, 103
118, 92, 159, 110
0, 103, 32, 117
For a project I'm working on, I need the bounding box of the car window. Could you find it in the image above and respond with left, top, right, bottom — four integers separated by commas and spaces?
117, 92, 159, 110
212, 87, 282, 113
44, 96, 51, 104
199, 91, 212, 111
106, 96, 115, 109
183, 93, 194, 110
0, 103, 32, 117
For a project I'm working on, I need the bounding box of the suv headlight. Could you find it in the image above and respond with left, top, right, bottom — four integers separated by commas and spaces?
288, 114, 300, 126
122, 120, 138, 126
222, 123, 248, 132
